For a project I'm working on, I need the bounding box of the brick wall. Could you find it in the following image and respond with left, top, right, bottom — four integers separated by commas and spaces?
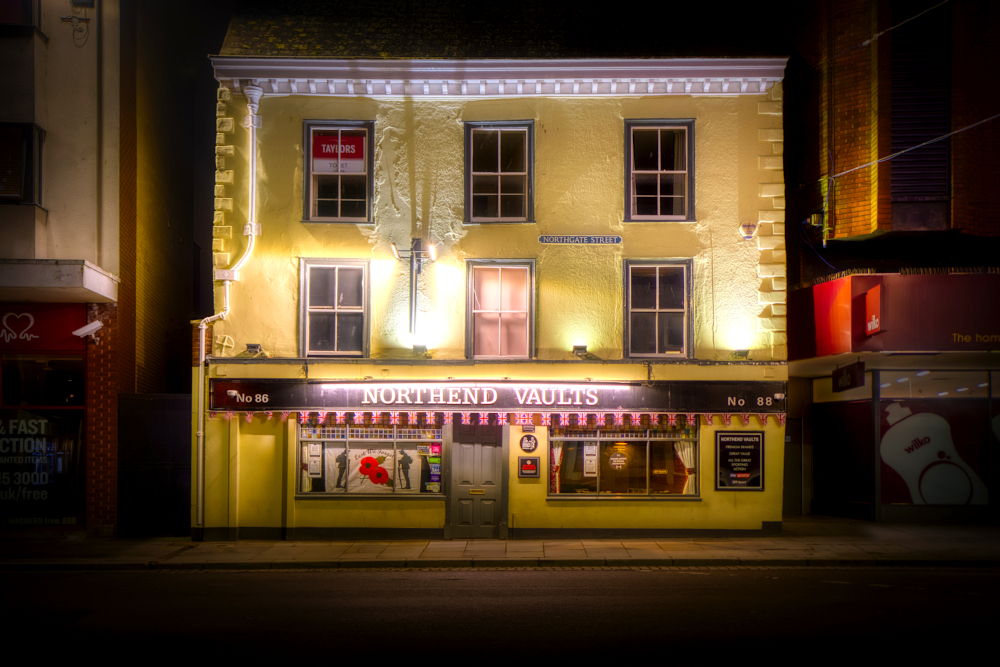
85, 303, 119, 537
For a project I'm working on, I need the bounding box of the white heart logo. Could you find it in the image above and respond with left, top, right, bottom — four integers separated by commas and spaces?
1, 312, 40, 343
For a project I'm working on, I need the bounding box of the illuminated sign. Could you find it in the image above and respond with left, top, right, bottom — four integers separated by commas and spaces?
209, 379, 787, 413
865, 284, 882, 336
716, 432, 764, 491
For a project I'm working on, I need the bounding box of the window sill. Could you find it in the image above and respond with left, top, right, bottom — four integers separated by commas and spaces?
546, 494, 701, 501
301, 219, 375, 225
463, 220, 536, 226
296, 493, 446, 500
623, 219, 696, 224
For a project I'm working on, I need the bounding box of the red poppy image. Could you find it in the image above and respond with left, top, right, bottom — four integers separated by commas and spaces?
358, 457, 378, 477
369, 467, 390, 485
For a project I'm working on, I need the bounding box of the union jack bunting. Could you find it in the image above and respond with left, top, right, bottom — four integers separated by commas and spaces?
612, 412, 624, 426
722, 413, 733, 426
209, 411, 217, 419
225, 411, 234, 421
702, 414, 714, 425
777, 413, 787, 426
354, 412, 365, 424
264, 411, 273, 420
371, 411, 381, 423
557, 413, 570, 425
316, 411, 327, 423
740, 413, 750, 426
649, 413, 660, 426
460, 412, 471, 425
389, 411, 400, 425
478, 412, 490, 425
515, 412, 532, 425
244, 411, 253, 423
666, 413, 678, 426
425, 412, 435, 425
758, 413, 769, 426
407, 411, 419, 425
686, 413, 698, 426
280, 412, 290, 422
442, 412, 453, 424
299, 412, 309, 423
539, 413, 551, 426
335, 411, 347, 424
576, 412, 588, 425
630, 412, 642, 426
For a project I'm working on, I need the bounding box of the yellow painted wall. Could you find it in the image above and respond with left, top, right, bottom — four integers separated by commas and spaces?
212, 92, 780, 362
508, 423, 783, 531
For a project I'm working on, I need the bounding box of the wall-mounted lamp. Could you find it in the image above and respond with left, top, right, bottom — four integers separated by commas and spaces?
391, 238, 438, 334
572, 345, 588, 357
731, 349, 750, 360
412, 344, 427, 355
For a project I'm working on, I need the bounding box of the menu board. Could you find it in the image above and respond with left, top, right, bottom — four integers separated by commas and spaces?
716, 432, 764, 491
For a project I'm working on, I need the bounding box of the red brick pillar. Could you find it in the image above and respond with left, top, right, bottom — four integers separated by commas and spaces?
85, 303, 119, 537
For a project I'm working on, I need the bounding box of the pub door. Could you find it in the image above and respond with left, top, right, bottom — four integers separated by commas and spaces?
449, 423, 504, 539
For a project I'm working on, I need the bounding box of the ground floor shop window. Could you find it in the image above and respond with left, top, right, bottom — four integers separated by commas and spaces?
549, 418, 698, 497
298, 423, 443, 495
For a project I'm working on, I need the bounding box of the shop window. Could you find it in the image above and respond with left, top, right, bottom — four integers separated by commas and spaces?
625, 120, 694, 221
298, 422, 444, 495
467, 260, 533, 359
303, 120, 373, 222
0, 123, 43, 205
1, 355, 83, 406
549, 419, 698, 497
625, 260, 691, 357
464, 121, 534, 223
299, 259, 368, 357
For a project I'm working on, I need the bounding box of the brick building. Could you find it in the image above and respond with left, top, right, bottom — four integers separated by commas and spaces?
782, 0, 1000, 522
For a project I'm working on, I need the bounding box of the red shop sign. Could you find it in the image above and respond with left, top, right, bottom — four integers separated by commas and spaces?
0, 304, 86, 352
312, 134, 364, 160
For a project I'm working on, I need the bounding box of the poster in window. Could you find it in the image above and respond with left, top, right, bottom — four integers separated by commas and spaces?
716, 432, 763, 490
346, 447, 394, 493
312, 132, 365, 174
323, 445, 349, 493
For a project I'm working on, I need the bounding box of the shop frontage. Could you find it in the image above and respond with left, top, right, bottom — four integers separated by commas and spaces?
196, 372, 787, 540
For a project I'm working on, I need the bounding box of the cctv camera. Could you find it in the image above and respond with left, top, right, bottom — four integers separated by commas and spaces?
72, 321, 103, 338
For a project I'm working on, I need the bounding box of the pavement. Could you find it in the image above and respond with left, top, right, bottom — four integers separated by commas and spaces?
3, 516, 1000, 570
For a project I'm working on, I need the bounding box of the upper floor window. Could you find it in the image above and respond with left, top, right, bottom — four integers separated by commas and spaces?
0, 122, 43, 206
625, 120, 694, 221
467, 260, 534, 359
625, 260, 692, 358
299, 259, 369, 357
303, 120, 373, 223
465, 121, 534, 223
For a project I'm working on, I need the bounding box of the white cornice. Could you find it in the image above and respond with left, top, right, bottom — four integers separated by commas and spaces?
210, 57, 786, 97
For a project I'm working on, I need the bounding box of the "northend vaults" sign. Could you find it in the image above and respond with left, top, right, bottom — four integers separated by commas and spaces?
209, 379, 786, 413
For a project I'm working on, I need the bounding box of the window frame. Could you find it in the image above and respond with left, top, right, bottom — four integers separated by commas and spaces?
299, 258, 370, 358
302, 119, 375, 224
465, 259, 536, 360
624, 259, 694, 359
0, 122, 44, 206
624, 119, 695, 222
463, 121, 535, 224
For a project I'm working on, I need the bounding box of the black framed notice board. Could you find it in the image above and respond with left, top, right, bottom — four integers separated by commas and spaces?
715, 432, 763, 491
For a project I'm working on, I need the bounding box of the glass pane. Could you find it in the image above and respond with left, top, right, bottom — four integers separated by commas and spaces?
338, 129, 366, 173
500, 267, 528, 310
600, 442, 647, 494
658, 312, 685, 353
630, 267, 657, 309
634, 196, 657, 216
660, 196, 685, 217
500, 312, 528, 356
316, 199, 339, 218
474, 313, 500, 356
630, 313, 656, 354
315, 175, 339, 199
473, 267, 500, 311
649, 442, 682, 495
336, 313, 364, 352
659, 173, 685, 197
472, 195, 498, 219
337, 267, 363, 308
309, 313, 337, 351
1, 356, 85, 406
472, 130, 498, 172
472, 175, 498, 194
499, 131, 526, 172
554, 441, 598, 494
660, 129, 685, 171
309, 267, 337, 307
340, 200, 366, 219
500, 174, 524, 194
340, 174, 365, 200
879, 371, 991, 400
632, 130, 658, 171
658, 267, 685, 309
634, 173, 657, 196
500, 195, 525, 218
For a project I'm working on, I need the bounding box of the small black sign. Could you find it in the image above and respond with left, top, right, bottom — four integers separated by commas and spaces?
518, 457, 540, 478
519, 434, 538, 452
833, 361, 865, 392
716, 432, 764, 491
